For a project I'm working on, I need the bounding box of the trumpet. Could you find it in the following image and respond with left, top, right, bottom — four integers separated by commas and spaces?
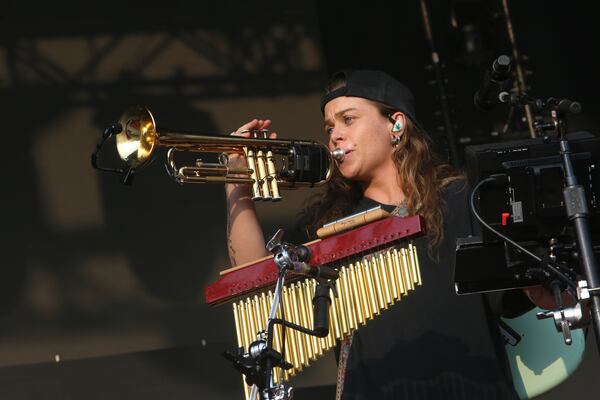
105, 105, 344, 200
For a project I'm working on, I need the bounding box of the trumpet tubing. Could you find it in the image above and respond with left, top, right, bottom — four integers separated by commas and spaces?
115, 105, 334, 200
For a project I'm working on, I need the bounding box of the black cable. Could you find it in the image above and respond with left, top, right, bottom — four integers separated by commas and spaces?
470, 176, 577, 289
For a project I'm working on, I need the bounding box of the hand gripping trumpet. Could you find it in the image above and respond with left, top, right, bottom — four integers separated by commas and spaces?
91, 105, 346, 200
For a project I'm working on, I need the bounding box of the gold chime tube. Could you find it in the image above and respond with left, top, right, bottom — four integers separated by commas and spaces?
378, 253, 393, 305
401, 248, 414, 291
369, 256, 387, 310
349, 264, 365, 325
283, 286, 301, 372
409, 243, 422, 285
355, 261, 372, 320
385, 251, 399, 302
362, 258, 380, 316
341, 266, 357, 332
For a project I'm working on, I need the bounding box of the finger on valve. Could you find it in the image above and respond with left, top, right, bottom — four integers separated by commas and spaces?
226, 118, 276, 164
232, 119, 263, 137
226, 120, 261, 169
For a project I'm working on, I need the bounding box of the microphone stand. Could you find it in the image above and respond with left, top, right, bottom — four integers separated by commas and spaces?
224, 230, 339, 400
551, 103, 600, 351
501, 93, 600, 351
249, 261, 291, 400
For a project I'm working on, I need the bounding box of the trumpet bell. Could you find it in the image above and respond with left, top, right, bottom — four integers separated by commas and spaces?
116, 105, 158, 169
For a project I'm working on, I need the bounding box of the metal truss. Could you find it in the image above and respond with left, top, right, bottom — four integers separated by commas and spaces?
0, 8, 326, 107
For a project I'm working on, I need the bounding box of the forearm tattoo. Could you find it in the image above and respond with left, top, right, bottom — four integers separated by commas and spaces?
226, 193, 237, 266
226, 185, 252, 266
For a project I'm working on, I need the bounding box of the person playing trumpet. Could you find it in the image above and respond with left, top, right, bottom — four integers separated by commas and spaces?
225, 70, 529, 399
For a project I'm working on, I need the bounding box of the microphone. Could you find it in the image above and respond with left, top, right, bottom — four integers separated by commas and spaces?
103, 123, 122, 139
474, 55, 512, 111
546, 98, 582, 115
312, 281, 333, 337
291, 262, 339, 280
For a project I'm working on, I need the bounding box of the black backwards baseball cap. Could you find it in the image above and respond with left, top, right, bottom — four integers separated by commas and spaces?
320, 70, 423, 131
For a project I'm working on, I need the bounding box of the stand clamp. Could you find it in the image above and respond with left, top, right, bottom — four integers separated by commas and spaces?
537, 303, 584, 345
536, 280, 593, 345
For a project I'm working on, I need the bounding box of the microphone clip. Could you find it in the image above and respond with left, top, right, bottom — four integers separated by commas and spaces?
316, 278, 339, 298
266, 229, 339, 281
91, 122, 136, 186
267, 229, 311, 270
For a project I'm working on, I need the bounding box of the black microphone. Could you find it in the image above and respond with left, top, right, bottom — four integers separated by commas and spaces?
103, 123, 122, 139
558, 99, 581, 114
546, 97, 582, 115
312, 281, 333, 337
289, 244, 339, 279
291, 262, 339, 280
474, 55, 512, 111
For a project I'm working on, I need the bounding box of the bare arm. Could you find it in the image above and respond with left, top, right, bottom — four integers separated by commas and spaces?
224, 118, 276, 266
225, 182, 269, 266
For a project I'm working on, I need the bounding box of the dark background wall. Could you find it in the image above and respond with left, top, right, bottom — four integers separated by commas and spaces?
0, 0, 599, 399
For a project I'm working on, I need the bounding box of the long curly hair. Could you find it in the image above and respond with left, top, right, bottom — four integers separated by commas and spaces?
300, 78, 463, 255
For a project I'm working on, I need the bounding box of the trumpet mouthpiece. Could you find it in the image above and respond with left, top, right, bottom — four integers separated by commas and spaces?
331, 148, 345, 161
